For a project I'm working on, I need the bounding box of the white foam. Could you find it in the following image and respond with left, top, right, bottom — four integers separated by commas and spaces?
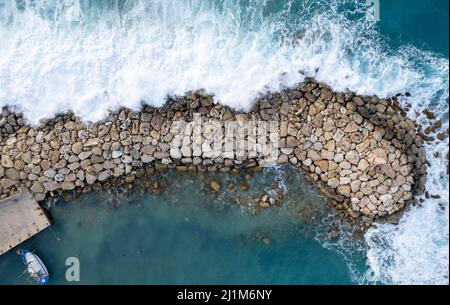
0, 0, 448, 284
363, 48, 449, 285
0, 0, 425, 124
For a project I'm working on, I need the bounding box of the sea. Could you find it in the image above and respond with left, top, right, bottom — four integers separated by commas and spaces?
0, 0, 448, 284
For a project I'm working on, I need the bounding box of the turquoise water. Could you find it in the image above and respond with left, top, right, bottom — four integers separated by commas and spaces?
0, 0, 448, 284
379, 0, 449, 56
0, 166, 362, 284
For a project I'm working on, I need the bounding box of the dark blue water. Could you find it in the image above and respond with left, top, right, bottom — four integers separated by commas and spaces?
379, 0, 449, 56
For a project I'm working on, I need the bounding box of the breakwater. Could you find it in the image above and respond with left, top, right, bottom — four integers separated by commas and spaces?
0, 80, 432, 226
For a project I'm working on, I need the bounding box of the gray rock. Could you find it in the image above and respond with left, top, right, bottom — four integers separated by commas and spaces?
328, 178, 340, 188
333, 129, 344, 142
307, 149, 321, 161
320, 149, 334, 160
121, 155, 133, 164
98, 170, 111, 182
141, 113, 152, 122
1, 178, 15, 189
30, 181, 44, 193
334, 153, 344, 163
170, 147, 182, 159
339, 160, 351, 170
111, 150, 123, 159
141, 154, 154, 163
5, 168, 18, 180
350, 180, 361, 193
86, 173, 97, 185
54, 173, 65, 182
154, 151, 169, 159
43, 181, 60, 192
44, 168, 56, 178
141, 145, 156, 155
78, 151, 92, 161
181, 146, 192, 158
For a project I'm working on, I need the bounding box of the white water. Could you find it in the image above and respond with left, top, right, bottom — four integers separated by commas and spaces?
0, 0, 448, 284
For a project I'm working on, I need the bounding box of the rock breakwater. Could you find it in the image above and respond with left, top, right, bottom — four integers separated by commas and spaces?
0, 80, 431, 223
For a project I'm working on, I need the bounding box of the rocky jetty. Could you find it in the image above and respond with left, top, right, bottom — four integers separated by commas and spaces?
0, 80, 432, 223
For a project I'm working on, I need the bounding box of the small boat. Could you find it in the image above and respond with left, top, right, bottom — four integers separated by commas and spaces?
17, 249, 49, 285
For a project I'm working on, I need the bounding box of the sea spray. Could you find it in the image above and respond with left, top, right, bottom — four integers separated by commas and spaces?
0, 0, 431, 124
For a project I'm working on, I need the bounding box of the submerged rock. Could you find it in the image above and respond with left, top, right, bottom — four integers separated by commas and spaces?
209, 180, 221, 192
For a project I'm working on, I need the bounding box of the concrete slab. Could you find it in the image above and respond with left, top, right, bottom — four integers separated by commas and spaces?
0, 192, 51, 255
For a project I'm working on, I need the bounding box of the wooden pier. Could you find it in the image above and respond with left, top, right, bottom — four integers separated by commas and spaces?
0, 192, 51, 255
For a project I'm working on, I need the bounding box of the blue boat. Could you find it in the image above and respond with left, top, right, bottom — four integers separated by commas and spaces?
17, 249, 49, 285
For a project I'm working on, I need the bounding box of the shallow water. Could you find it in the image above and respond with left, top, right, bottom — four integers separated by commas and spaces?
0, 166, 364, 284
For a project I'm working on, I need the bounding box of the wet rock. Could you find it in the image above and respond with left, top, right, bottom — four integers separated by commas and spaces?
240, 182, 249, 192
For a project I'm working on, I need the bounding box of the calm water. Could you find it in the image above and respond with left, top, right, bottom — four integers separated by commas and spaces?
0, 166, 364, 284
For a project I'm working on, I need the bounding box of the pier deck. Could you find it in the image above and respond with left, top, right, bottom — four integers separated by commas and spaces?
0, 192, 50, 255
